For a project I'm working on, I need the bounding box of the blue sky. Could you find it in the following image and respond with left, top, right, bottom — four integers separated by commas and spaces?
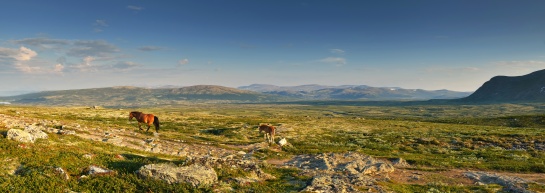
1, 0, 544, 94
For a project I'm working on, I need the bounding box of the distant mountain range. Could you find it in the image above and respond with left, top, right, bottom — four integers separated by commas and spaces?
0, 85, 279, 107
3, 68, 544, 106
238, 84, 471, 100
460, 69, 545, 102
0, 84, 472, 106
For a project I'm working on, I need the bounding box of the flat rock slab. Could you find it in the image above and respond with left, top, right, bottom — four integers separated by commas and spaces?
137, 163, 217, 187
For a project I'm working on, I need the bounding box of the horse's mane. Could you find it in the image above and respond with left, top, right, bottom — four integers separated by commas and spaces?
130, 111, 142, 114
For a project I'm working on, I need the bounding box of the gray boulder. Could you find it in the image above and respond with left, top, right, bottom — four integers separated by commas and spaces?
6, 129, 35, 143
24, 125, 48, 140
85, 165, 116, 176
137, 163, 217, 187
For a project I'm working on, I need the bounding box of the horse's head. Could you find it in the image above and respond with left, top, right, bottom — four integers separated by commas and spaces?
129, 112, 135, 121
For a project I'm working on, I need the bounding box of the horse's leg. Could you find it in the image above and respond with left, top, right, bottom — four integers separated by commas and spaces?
146, 122, 151, 132
138, 122, 143, 130
270, 131, 275, 143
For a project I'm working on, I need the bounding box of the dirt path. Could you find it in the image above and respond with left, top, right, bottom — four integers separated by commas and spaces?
0, 113, 237, 159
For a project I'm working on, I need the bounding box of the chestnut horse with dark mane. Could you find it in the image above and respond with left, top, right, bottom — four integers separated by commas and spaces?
129, 111, 160, 133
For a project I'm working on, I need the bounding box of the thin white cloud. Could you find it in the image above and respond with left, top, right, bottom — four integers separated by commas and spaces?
178, 58, 189, 65
0, 47, 19, 60
330, 49, 345, 55
95, 20, 108, 27
15, 46, 37, 61
83, 56, 95, 66
12, 37, 69, 49
0, 46, 37, 62
127, 5, 143, 11
93, 20, 108, 33
68, 40, 120, 58
54, 64, 64, 73
318, 57, 346, 66
0, 46, 65, 74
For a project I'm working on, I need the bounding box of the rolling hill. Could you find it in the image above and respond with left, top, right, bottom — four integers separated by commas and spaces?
460, 69, 545, 102
239, 84, 471, 100
0, 85, 280, 107
0, 84, 474, 107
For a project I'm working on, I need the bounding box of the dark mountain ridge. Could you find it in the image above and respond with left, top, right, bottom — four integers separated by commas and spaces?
461, 69, 545, 102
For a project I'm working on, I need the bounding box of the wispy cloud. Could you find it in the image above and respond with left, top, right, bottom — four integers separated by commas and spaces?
12, 37, 69, 50
0, 46, 66, 74
0, 46, 37, 61
93, 20, 108, 33
6, 37, 148, 75
318, 57, 346, 66
330, 49, 345, 55
127, 5, 143, 11
67, 40, 120, 58
54, 64, 64, 73
178, 58, 189, 65
95, 20, 108, 27
138, 46, 164, 52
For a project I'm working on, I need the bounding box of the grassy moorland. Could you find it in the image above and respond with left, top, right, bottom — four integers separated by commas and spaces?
0, 102, 545, 192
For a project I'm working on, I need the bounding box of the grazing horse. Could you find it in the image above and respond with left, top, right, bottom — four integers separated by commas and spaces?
129, 111, 160, 133
258, 124, 275, 144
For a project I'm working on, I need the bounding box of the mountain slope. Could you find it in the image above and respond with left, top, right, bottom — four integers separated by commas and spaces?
0, 85, 279, 106
239, 84, 471, 100
461, 69, 545, 102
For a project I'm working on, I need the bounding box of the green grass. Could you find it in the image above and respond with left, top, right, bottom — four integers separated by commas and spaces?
1, 102, 545, 191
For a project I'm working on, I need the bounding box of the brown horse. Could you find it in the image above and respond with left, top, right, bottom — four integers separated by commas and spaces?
129, 111, 160, 133
258, 124, 275, 144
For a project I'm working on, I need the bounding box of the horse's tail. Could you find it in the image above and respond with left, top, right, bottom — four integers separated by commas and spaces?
154, 116, 160, 132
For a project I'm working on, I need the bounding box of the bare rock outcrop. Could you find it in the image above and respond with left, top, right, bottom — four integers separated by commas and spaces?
465, 171, 537, 193
6, 125, 48, 143
286, 152, 396, 192
137, 163, 217, 187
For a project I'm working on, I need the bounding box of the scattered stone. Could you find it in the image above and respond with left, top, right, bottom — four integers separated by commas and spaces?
6, 129, 35, 143
237, 151, 247, 155
84, 165, 116, 176
137, 163, 217, 187
391, 158, 411, 168
58, 130, 76, 135
54, 167, 70, 180
302, 174, 377, 193
278, 138, 288, 146
83, 154, 94, 159
24, 125, 48, 140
